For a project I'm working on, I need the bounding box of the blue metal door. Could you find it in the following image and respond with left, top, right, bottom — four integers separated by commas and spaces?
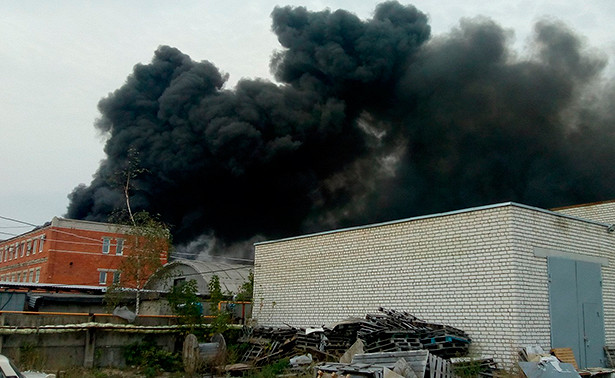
548, 257, 605, 368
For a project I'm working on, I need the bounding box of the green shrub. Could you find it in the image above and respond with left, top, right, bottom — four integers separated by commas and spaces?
122, 338, 182, 375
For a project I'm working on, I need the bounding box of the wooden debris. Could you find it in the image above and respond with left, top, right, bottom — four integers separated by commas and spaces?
604, 346, 615, 368
237, 307, 472, 368
550, 348, 579, 370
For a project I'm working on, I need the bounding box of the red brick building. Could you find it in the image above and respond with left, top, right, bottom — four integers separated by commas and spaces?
0, 217, 168, 287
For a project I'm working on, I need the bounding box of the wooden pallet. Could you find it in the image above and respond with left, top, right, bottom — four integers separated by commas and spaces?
551, 347, 579, 369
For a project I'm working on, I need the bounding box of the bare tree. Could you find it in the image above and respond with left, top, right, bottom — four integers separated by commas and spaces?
105, 148, 171, 314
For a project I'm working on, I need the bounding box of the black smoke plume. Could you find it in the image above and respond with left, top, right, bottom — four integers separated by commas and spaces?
67, 2, 615, 253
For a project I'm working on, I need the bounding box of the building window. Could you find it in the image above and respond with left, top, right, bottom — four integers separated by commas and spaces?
102, 238, 110, 254
26, 240, 32, 256
14, 243, 19, 259
23, 270, 28, 282
113, 271, 121, 284
29, 269, 34, 282
35, 268, 40, 283
99, 271, 107, 285
32, 239, 37, 255
115, 239, 124, 255
17, 272, 21, 282
38, 236, 44, 252
173, 277, 186, 287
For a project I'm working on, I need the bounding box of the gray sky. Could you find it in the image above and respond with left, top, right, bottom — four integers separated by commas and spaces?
1, 0, 614, 236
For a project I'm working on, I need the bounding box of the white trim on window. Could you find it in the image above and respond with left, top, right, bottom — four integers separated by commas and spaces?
102, 238, 110, 254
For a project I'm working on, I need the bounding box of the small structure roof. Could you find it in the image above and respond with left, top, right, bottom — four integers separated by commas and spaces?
146, 258, 252, 296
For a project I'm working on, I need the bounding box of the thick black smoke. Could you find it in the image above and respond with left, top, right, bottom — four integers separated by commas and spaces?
67, 2, 615, 251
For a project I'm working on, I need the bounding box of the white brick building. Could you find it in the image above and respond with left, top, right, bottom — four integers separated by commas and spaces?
253, 202, 615, 368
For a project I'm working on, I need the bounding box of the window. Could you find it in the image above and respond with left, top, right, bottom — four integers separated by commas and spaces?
20, 242, 25, 257
115, 239, 124, 255
173, 277, 186, 287
29, 269, 34, 282
26, 240, 32, 256
17, 272, 21, 282
14, 243, 19, 259
99, 271, 107, 285
35, 268, 40, 283
38, 236, 44, 252
113, 271, 121, 284
23, 270, 27, 282
32, 239, 37, 255
102, 238, 110, 254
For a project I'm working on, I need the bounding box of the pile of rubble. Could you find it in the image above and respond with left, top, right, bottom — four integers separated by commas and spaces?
226, 307, 485, 377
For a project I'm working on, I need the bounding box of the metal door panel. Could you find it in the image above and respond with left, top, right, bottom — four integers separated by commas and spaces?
583, 302, 605, 367
548, 257, 582, 364
548, 257, 605, 369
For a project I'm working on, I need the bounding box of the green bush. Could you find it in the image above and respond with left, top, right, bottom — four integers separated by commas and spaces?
122, 338, 182, 375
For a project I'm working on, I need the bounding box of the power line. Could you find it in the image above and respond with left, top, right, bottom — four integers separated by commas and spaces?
0, 216, 38, 228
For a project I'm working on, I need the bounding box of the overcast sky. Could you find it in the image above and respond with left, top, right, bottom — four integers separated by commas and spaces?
1, 0, 614, 237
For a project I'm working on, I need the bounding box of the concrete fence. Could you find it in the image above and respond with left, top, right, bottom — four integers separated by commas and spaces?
0, 311, 189, 370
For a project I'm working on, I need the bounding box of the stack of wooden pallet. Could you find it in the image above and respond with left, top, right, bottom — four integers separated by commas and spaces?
357, 308, 471, 358
237, 308, 472, 366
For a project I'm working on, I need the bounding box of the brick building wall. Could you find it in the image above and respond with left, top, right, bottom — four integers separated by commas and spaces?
0, 217, 168, 287
253, 203, 615, 366
552, 200, 615, 224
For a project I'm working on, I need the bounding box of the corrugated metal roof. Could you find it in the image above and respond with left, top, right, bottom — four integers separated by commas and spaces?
151, 259, 252, 295
0, 282, 106, 292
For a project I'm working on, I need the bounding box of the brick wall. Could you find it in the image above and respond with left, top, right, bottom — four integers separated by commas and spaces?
553, 200, 615, 224
253, 203, 615, 366
0, 217, 168, 287
0, 228, 48, 284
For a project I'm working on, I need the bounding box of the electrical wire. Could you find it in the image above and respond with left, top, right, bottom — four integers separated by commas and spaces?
0, 215, 38, 227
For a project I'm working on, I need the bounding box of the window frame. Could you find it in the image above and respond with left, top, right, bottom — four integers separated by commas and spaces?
102, 238, 110, 254
115, 238, 124, 255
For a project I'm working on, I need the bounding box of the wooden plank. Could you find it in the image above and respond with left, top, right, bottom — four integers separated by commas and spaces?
604, 346, 615, 368
551, 347, 579, 369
